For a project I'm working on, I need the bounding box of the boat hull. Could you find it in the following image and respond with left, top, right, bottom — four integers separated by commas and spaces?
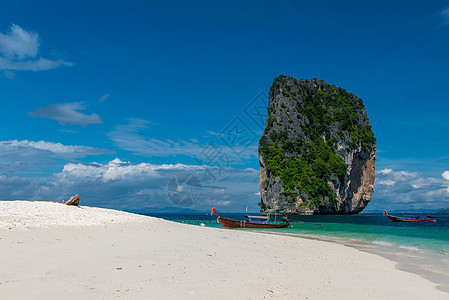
387, 215, 434, 222
218, 216, 290, 229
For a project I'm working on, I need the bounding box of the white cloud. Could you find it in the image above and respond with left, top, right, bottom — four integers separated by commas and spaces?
29, 102, 103, 126
377, 168, 393, 175
99, 94, 109, 102
0, 139, 113, 176
0, 139, 114, 159
108, 118, 259, 162
58, 158, 201, 183
205, 130, 224, 137
0, 158, 260, 211
0, 57, 73, 71
203, 199, 231, 206
371, 167, 449, 211
377, 168, 419, 181
109, 119, 205, 157
442, 171, 449, 180
0, 24, 38, 59
0, 24, 72, 71
377, 179, 396, 186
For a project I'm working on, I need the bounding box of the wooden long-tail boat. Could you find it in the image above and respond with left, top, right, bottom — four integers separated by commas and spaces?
383, 210, 436, 223
211, 207, 290, 229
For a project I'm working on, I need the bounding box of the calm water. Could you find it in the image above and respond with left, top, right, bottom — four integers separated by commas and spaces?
139, 212, 449, 255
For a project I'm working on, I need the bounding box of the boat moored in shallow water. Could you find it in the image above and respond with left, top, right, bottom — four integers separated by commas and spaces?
211, 207, 290, 229
384, 210, 436, 223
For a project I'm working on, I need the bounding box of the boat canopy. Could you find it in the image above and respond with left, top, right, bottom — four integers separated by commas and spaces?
245, 215, 269, 220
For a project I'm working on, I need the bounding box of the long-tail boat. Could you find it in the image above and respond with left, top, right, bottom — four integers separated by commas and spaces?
383, 210, 436, 223
211, 207, 290, 229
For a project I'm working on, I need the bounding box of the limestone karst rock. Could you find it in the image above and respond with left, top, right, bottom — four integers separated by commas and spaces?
259, 76, 376, 214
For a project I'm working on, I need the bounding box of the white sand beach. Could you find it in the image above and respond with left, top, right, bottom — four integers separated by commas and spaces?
0, 201, 447, 299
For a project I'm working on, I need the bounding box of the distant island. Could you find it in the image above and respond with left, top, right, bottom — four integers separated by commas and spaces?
438, 208, 449, 213
259, 76, 376, 215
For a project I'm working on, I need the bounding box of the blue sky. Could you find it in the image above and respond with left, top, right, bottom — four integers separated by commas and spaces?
1, 0, 449, 212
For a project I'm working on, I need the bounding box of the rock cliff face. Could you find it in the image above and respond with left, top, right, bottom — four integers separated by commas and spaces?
259, 76, 376, 214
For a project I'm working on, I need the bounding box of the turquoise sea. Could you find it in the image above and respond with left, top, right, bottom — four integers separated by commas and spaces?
140, 212, 449, 254
139, 212, 449, 291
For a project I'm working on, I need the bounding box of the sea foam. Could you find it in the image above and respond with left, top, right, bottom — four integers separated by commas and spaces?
372, 240, 393, 247
399, 245, 419, 251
